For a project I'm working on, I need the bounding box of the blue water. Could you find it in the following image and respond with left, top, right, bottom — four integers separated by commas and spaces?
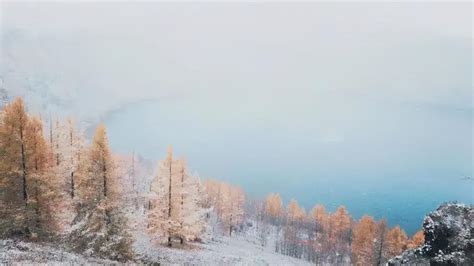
104, 100, 473, 236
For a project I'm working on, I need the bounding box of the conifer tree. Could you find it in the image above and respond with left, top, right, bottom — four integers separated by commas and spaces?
309, 204, 329, 233
280, 199, 306, 258
202, 179, 245, 236
374, 219, 388, 265
0, 98, 53, 236
0, 97, 68, 238
328, 205, 352, 262
308, 204, 330, 261
351, 215, 377, 265
148, 147, 208, 246
264, 193, 284, 224
384, 225, 408, 259
0, 97, 29, 233
24, 116, 58, 236
48, 118, 85, 231
71, 124, 132, 261
407, 230, 424, 249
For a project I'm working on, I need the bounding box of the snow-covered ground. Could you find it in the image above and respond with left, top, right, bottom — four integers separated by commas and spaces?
0, 239, 118, 265
1, 235, 310, 265
135, 235, 310, 266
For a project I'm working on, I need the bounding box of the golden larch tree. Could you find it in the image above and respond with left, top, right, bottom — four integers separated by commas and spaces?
384, 225, 408, 259
351, 215, 377, 265
264, 193, 284, 222
407, 230, 424, 249
72, 124, 132, 261
0, 98, 54, 236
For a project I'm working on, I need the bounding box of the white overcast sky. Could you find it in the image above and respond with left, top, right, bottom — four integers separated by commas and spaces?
1, 1, 472, 116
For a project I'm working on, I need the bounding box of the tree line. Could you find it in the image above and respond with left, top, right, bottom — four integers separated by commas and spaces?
0, 97, 221, 260
0, 97, 423, 264
253, 193, 424, 264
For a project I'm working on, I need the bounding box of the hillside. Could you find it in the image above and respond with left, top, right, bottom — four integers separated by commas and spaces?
1, 236, 310, 266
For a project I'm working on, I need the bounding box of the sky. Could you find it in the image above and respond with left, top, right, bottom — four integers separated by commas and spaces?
1, 1, 472, 234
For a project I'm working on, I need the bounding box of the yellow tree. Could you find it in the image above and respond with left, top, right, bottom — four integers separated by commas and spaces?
309, 204, 329, 233
351, 215, 377, 265
24, 116, 56, 234
287, 199, 306, 223
384, 225, 408, 259
281, 199, 306, 258
0, 98, 29, 211
264, 193, 284, 223
0, 98, 52, 235
308, 204, 330, 257
202, 179, 245, 236
329, 206, 352, 243
149, 148, 209, 245
72, 124, 132, 261
328, 205, 352, 261
407, 230, 424, 249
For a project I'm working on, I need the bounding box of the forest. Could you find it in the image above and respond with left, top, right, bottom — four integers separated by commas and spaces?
0, 97, 425, 264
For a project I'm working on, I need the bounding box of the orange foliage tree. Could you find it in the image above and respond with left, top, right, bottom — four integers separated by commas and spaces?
384, 225, 409, 259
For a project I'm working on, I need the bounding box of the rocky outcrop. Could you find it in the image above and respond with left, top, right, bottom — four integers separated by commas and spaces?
389, 203, 473, 265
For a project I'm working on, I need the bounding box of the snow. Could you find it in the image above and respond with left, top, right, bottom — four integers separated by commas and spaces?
1, 233, 310, 265
0, 239, 118, 265
134, 233, 311, 265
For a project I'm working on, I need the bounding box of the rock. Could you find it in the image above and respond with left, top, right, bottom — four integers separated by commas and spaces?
389, 202, 473, 265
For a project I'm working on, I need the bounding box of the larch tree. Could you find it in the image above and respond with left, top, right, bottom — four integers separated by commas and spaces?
264, 193, 284, 224
0, 97, 30, 234
148, 147, 208, 246
24, 116, 60, 236
202, 179, 245, 237
384, 225, 408, 259
407, 230, 424, 249
217, 181, 244, 236
0, 98, 54, 236
0, 98, 64, 237
280, 199, 306, 258
374, 219, 388, 265
309, 204, 330, 261
180, 170, 209, 242
309, 204, 329, 234
57, 118, 84, 199
71, 124, 132, 261
351, 215, 377, 265
148, 146, 180, 245
328, 206, 352, 262
287, 199, 306, 223
50, 118, 85, 231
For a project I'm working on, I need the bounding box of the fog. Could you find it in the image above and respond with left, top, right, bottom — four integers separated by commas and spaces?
1, 1, 472, 234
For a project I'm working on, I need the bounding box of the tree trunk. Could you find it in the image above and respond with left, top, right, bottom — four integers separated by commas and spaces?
168, 161, 172, 218
70, 172, 75, 198
229, 214, 233, 236
167, 160, 172, 244
34, 180, 40, 230
103, 162, 107, 198
20, 141, 28, 207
